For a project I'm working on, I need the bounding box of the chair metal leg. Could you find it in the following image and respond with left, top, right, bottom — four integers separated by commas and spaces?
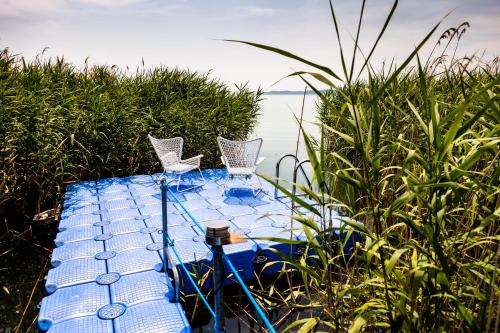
257, 174, 265, 194
246, 174, 267, 197
198, 168, 206, 186
220, 175, 230, 196
175, 174, 183, 192
248, 175, 262, 197
253, 175, 263, 197
175, 170, 205, 193
217, 174, 265, 197
220, 173, 266, 197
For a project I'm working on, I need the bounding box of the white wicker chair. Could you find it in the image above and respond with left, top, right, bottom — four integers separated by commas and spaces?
148, 134, 205, 192
217, 136, 265, 196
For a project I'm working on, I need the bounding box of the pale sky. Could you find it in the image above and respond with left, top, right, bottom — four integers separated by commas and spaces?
1, 0, 499, 91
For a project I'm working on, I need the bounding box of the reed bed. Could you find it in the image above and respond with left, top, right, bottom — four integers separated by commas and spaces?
233, 0, 499, 331
0, 49, 261, 226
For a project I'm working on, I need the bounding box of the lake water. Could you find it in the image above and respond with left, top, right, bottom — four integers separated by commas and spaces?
250, 93, 319, 181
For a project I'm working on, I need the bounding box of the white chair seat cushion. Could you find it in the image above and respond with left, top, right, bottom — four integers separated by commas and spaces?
227, 166, 256, 176
165, 163, 197, 174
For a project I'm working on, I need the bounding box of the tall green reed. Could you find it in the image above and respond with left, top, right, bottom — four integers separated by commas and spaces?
0, 49, 261, 226
232, 1, 499, 331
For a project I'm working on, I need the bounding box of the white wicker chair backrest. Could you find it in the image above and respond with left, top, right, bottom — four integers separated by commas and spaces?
148, 135, 183, 170
217, 137, 262, 169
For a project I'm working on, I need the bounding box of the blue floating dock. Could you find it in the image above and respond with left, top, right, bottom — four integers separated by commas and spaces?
39, 169, 356, 332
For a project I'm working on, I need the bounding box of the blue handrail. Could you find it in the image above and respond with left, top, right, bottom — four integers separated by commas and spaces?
166, 186, 261, 247
167, 239, 216, 318
161, 181, 276, 333
166, 187, 205, 234
222, 252, 277, 333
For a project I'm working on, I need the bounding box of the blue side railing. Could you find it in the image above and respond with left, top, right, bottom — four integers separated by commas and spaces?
160, 179, 277, 333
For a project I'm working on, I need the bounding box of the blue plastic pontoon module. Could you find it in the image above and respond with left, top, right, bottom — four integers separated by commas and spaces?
54, 225, 103, 246
110, 270, 173, 305
46, 316, 112, 333
39, 282, 110, 330
114, 300, 190, 333
39, 168, 359, 332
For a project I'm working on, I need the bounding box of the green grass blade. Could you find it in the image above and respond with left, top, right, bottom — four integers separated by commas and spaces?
368, 13, 449, 106
356, 0, 399, 79
225, 39, 342, 81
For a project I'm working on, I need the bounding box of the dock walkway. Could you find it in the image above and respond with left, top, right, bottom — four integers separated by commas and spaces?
38, 169, 348, 332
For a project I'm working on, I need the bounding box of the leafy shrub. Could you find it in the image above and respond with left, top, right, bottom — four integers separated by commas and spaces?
0, 49, 261, 224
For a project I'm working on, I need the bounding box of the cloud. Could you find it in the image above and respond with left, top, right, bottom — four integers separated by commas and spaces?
76, 0, 149, 9
242, 6, 277, 17
0, 0, 66, 17
0, 0, 153, 17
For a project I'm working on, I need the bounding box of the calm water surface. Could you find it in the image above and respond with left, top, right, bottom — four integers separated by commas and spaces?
251, 93, 319, 180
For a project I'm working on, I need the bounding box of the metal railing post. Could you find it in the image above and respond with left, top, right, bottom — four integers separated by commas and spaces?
205, 220, 231, 333
161, 179, 168, 273
213, 246, 224, 333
